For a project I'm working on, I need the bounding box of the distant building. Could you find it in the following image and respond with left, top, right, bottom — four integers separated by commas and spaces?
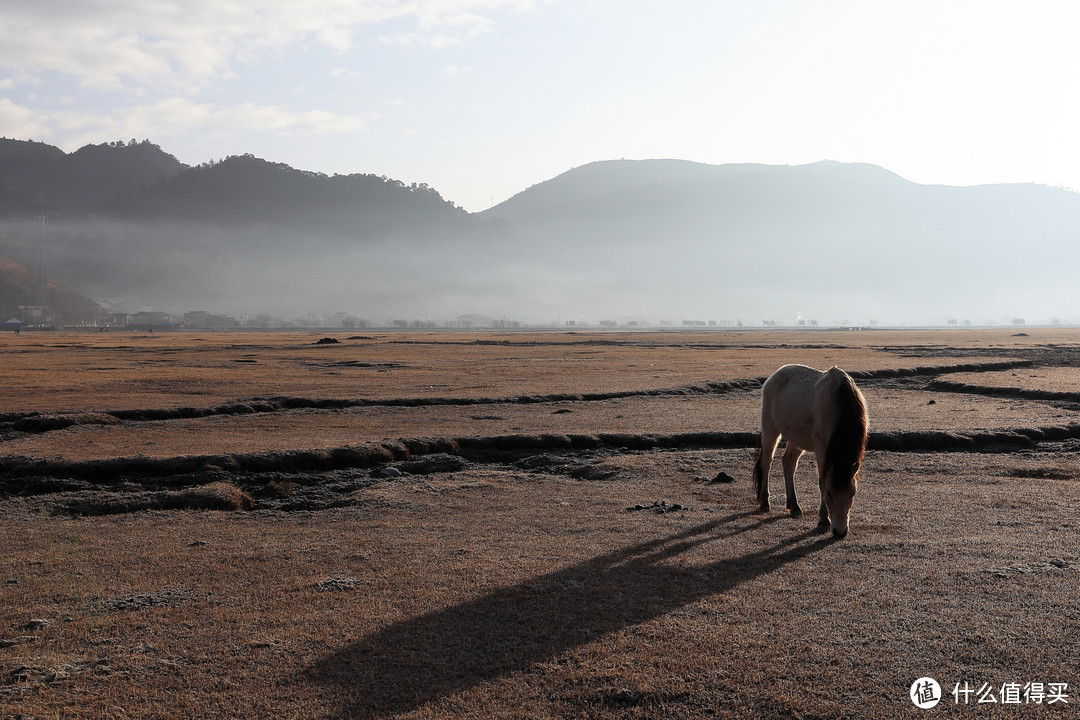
130, 311, 174, 329
450, 314, 497, 328
19, 305, 54, 327
103, 312, 131, 327
182, 311, 238, 329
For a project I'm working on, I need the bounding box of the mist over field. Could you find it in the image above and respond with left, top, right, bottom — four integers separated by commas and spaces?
6, 3, 1080, 328
2, 140, 1080, 327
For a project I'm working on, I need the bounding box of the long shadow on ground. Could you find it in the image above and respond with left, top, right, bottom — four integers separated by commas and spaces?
307, 512, 837, 718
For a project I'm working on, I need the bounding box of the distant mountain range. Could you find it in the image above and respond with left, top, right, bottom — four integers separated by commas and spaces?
1, 138, 1078, 326
0, 138, 186, 217
482, 159, 1080, 325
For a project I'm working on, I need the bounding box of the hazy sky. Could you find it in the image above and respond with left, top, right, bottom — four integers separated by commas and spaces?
3, 0, 1080, 212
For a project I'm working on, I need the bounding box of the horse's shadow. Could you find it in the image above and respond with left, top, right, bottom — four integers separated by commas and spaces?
306, 512, 836, 718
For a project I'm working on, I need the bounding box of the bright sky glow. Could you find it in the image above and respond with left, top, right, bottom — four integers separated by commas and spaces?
3, 0, 1080, 211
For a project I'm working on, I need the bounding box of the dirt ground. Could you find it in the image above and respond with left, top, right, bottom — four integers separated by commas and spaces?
2, 328, 1079, 718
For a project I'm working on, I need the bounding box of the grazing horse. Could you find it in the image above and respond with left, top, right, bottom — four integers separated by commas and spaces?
753, 364, 868, 538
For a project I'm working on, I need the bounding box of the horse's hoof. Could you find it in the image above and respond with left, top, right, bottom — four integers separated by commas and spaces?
832, 527, 848, 539
787, 507, 802, 517
757, 504, 771, 513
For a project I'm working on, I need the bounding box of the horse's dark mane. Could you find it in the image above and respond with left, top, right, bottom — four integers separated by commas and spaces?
825, 372, 867, 490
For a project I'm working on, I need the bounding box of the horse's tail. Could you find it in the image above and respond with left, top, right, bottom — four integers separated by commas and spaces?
825, 372, 868, 488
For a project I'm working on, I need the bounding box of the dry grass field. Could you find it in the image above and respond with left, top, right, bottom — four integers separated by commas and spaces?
2, 328, 1080, 719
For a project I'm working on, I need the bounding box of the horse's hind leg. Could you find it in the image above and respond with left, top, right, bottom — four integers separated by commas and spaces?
755, 426, 781, 511
781, 445, 804, 516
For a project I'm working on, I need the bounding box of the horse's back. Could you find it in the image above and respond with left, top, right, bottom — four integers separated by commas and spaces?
762, 364, 824, 406
760, 364, 824, 448
765, 364, 822, 387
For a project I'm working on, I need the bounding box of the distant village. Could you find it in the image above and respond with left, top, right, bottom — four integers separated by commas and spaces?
2, 304, 848, 332
0, 296, 1046, 333
4, 306, 365, 332
5, 304, 1041, 331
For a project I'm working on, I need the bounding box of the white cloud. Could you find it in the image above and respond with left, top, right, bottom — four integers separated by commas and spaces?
0, 67, 39, 90
330, 67, 363, 81
12, 97, 375, 149
441, 65, 476, 77
0, 0, 532, 93
218, 103, 375, 135
377, 32, 466, 48
0, 96, 47, 137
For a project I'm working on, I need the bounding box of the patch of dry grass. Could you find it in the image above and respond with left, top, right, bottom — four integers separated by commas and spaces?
0, 327, 1048, 413
2, 329, 1080, 718
64, 480, 254, 515
943, 366, 1080, 393
3, 452, 1079, 718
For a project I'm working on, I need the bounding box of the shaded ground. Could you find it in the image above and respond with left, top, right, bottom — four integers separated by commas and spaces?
2, 328, 1080, 718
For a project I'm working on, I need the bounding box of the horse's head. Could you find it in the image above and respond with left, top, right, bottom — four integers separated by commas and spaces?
822, 372, 867, 538
824, 462, 859, 538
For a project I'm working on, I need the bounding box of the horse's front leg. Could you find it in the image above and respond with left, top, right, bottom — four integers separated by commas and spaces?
781, 445, 804, 516
816, 453, 831, 529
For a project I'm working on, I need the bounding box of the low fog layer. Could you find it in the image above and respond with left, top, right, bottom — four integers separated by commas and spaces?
3, 150, 1080, 326
483, 160, 1080, 326
0, 217, 525, 322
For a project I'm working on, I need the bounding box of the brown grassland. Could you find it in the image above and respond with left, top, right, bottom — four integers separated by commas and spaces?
1, 328, 1079, 718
